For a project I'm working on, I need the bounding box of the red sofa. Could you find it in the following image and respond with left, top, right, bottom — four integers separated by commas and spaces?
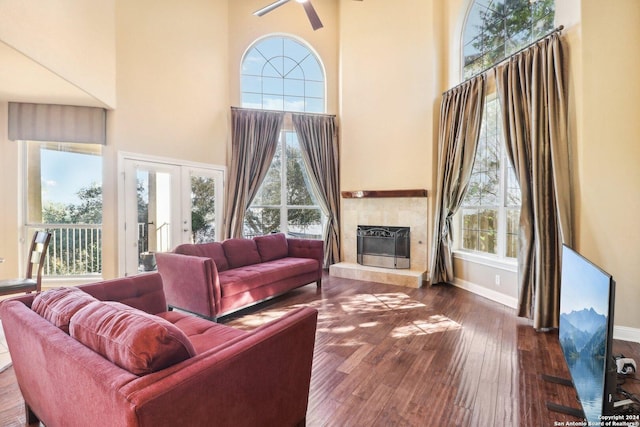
0, 273, 318, 427
156, 233, 323, 321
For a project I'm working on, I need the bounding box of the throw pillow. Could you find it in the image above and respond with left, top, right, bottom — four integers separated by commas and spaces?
32, 287, 98, 334
222, 238, 262, 268
254, 233, 289, 262
69, 301, 196, 376
175, 242, 229, 272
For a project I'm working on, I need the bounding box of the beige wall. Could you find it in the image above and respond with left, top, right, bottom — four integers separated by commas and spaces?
339, 0, 437, 192
0, 0, 116, 108
576, 0, 640, 330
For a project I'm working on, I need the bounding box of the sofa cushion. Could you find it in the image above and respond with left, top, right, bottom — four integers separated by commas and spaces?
70, 301, 196, 376
174, 242, 229, 272
222, 238, 262, 268
158, 311, 249, 354
32, 287, 98, 334
218, 258, 319, 297
254, 233, 289, 262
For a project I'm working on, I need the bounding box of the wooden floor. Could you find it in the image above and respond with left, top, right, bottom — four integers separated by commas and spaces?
1, 273, 639, 426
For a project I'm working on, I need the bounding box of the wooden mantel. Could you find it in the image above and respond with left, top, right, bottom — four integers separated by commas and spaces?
341, 189, 428, 199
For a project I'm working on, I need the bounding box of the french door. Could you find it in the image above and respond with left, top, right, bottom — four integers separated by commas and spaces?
119, 154, 224, 276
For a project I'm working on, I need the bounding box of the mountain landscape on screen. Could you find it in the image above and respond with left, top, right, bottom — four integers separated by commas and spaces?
559, 308, 607, 360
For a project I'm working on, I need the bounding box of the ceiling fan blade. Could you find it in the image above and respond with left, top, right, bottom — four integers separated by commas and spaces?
302, 1, 323, 30
254, 0, 291, 17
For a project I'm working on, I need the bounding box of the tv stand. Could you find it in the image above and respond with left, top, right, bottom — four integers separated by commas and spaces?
541, 374, 586, 419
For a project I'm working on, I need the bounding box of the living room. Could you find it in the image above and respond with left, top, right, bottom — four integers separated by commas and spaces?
0, 0, 639, 425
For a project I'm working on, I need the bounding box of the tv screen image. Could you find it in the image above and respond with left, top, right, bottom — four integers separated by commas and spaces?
558, 244, 617, 424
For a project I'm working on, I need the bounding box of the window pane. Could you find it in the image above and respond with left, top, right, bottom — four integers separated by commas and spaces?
287, 208, 322, 239
257, 38, 284, 61
301, 55, 323, 81
506, 208, 520, 258
241, 92, 262, 110
253, 157, 281, 206
28, 142, 102, 225
263, 76, 283, 95
284, 96, 305, 112
242, 49, 266, 75
284, 78, 304, 96
241, 75, 262, 94
244, 207, 280, 238
190, 175, 216, 243
262, 95, 284, 111
287, 157, 314, 206
305, 81, 324, 99
305, 98, 325, 114
283, 38, 310, 63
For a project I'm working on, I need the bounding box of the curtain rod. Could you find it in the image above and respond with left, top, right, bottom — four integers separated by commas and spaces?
231, 106, 336, 118
444, 25, 564, 95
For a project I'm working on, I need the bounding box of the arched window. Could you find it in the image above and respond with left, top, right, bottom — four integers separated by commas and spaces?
241, 35, 325, 113
457, 0, 554, 259
240, 35, 326, 238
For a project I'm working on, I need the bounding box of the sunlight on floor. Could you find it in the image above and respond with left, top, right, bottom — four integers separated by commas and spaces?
391, 315, 462, 338
338, 293, 426, 314
228, 292, 462, 341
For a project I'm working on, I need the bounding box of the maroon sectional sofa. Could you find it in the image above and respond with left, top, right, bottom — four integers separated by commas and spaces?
0, 273, 318, 427
156, 233, 323, 321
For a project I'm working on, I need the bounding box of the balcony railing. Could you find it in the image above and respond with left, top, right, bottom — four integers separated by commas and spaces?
31, 225, 103, 276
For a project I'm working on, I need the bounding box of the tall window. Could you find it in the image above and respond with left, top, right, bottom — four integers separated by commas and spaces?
25, 141, 103, 276
241, 35, 325, 238
457, 0, 554, 259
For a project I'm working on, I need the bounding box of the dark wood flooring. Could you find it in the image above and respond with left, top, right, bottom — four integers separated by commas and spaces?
1, 273, 639, 426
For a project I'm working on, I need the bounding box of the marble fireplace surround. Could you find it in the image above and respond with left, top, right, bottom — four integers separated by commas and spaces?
330, 190, 429, 288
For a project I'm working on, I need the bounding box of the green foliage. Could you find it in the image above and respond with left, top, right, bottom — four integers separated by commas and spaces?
464, 0, 555, 77
190, 176, 216, 243
244, 136, 323, 238
41, 183, 104, 275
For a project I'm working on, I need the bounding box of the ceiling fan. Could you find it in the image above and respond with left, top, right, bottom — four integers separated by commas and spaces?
254, 0, 363, 31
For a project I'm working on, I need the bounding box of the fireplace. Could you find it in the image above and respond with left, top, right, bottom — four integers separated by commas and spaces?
357, 226, 410, 269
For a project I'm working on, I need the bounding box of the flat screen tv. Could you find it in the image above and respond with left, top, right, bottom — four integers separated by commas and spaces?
558, 244, 619, 423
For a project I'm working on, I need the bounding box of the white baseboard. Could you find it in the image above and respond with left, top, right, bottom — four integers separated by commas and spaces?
452, 278, 640, 344
614, 325, 640, 344
451, 277, 518, 309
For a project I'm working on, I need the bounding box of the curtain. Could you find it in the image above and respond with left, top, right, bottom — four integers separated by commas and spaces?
292, 113, 340, 268
224, 108, 284, 238
430, 75, 486, 284
495, 33, 572, 330
8, 102, 107, 144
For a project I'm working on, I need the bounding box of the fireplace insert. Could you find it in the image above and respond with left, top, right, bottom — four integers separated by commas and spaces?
357, 226, 410, 269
